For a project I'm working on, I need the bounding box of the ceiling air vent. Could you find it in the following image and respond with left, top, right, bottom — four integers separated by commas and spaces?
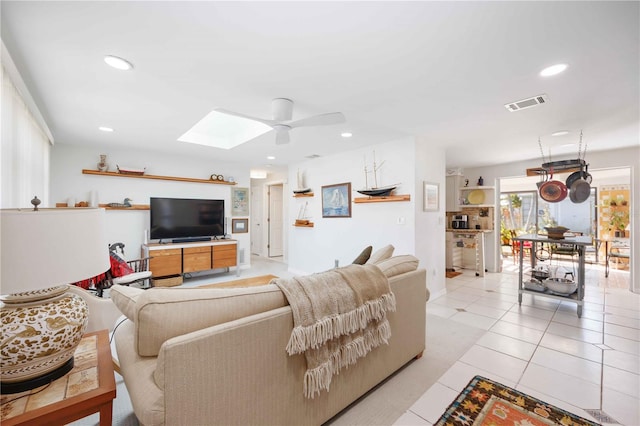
504, 94, 548, 112
305, 154, 321, 159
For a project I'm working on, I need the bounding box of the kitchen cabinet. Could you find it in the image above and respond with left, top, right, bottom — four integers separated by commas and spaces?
446, 175, 462, 211
446, 230, 487, 276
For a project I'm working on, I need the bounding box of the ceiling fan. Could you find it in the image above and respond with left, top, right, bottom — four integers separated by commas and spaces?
215, 98, 346, 145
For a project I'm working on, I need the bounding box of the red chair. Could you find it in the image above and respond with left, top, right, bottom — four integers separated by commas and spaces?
510, 230, 532, 263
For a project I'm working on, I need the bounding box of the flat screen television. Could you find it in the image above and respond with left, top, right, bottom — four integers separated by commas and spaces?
150, 197, 225, 242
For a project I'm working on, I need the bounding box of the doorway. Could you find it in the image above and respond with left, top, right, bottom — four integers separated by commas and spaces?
500, 167, 631, 291
250, 184, 263, 256
268, 183, 284, 258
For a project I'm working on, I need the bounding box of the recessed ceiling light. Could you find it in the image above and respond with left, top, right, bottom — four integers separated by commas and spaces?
267, 156, 276, 160
98, 126, 114, 132
341, 132, 353, 138
540, 63, 568, 77
104, 55, 134, 71
552, 130, 569, 136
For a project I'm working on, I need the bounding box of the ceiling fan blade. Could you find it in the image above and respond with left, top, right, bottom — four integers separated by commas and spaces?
289, 112, 346, 128
275, 130, 290, 145
214, 108, 275, 126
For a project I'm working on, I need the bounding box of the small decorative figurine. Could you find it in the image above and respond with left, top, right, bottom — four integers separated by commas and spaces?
108, 198, 133, 208
31, 196, 41, 211
477, 176, 484, 186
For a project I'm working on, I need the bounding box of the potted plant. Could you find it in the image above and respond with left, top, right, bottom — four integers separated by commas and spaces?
500, 222, 511, 245
609, 211, 629, 237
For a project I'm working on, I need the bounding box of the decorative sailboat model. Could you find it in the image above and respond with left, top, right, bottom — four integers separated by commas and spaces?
357, 151, 398, 197
294, 202, 313, 226
293, 169, 312, 194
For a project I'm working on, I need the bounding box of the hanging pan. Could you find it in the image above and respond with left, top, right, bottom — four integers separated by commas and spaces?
539, 169, 568, 203
569, 177, 591, 203
566, 163, 592, 188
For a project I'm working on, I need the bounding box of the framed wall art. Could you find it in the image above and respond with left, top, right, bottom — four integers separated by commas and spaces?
322, 182, 351, 218
423, 182, 439, 211
231, 187, 249, 216
232, 218, 249, 233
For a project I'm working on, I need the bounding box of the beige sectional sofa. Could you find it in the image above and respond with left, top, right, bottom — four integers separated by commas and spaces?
111, 257, 428, 426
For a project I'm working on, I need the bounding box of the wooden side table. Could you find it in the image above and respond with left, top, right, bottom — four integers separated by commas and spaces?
0, 330, 116, 426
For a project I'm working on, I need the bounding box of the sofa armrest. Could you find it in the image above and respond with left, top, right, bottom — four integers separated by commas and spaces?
67, 284, 123, 333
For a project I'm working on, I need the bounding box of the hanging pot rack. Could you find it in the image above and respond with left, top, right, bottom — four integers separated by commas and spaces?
526, 158, 587, 176
527, 131, 589, 176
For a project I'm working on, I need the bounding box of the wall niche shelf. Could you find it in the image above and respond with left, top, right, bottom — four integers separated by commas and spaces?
82, 169, 237, 185
459, 186, 495, 208
353, 194, 410, 203
293, 192, 314, 198
55, 203, 150, 210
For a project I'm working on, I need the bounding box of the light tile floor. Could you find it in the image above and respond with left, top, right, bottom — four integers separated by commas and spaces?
395, 261, 639, 426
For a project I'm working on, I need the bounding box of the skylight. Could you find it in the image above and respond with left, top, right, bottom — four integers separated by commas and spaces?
178, 111, 272, 149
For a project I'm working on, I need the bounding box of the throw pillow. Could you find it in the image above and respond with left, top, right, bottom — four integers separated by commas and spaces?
374, 254, 419, 278
110, 285, 145, 321
367, 244, 395, 264
133, 285, 288, 356
352, 245, 373, 264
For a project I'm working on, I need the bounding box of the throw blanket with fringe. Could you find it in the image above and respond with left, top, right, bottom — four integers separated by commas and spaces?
272, 264, 396, 398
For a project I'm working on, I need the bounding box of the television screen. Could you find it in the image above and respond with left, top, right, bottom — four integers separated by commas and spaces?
150, 197, 225, 241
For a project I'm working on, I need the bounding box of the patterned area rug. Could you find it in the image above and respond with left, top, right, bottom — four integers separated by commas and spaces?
196, 274, 278, 289
435, 376, 600, 426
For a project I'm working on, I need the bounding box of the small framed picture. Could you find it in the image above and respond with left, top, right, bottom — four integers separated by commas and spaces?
423, 182, 439, 211
232, 218, 248, 233
322, 182, 352, 218
232, 187, 249, 216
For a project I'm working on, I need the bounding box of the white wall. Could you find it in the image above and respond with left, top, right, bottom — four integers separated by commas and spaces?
414, 137, 447, 298
50, 143, 252, 266
463, 146, 640, 293
287, 138, 418, 275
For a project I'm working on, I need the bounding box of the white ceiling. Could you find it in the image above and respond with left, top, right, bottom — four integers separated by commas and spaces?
2, 2, 638, 172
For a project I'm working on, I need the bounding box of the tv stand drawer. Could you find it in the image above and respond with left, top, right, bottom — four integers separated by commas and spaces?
184, 247, 212, 272
149, 249, 182, 277
213, 244, 237, 269
145, 241, 238, 278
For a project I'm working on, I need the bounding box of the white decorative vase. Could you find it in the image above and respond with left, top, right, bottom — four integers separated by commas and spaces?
0, 285, 88, 389
97, 154, 109, 172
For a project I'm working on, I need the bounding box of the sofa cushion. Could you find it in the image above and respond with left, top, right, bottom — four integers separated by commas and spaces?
352, 245, 373, 265
374, 255, 419, 278
110, 285, 145, 321
367, 244, 395, 264
132, 284, 288, 356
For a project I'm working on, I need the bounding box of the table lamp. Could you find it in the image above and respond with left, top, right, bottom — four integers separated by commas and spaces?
1, 204, 109, 394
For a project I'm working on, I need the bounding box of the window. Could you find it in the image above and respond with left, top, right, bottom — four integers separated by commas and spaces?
1, 54, 52, 208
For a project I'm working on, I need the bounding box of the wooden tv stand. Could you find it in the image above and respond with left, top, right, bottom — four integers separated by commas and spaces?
143, 239, 238, 285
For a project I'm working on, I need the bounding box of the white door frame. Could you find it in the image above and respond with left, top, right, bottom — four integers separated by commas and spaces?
261, 180, 287, 260
268, 183, 284, 257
